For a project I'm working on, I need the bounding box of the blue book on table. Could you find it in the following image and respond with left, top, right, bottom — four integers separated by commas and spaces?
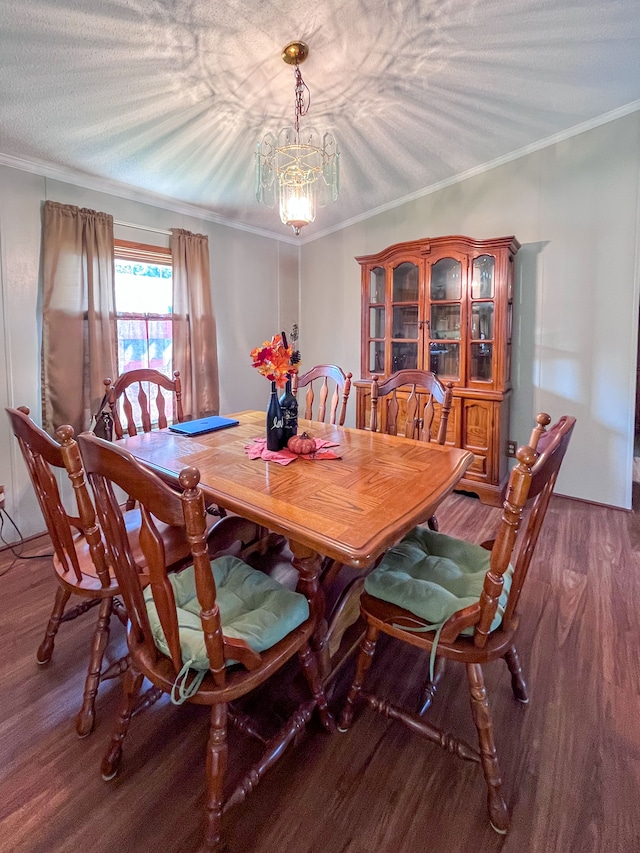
169, 416, 239, 437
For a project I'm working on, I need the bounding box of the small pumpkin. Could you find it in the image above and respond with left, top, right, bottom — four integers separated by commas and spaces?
287, 431, 315, 455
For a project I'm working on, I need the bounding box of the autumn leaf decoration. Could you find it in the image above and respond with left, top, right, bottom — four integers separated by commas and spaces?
250, 330, 300, 388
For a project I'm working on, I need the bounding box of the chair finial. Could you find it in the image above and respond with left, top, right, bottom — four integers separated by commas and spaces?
55, 424, 76, 444
178, 466, 200, 491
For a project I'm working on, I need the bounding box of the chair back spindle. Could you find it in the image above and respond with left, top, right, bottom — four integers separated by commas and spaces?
292, 364, 352, 425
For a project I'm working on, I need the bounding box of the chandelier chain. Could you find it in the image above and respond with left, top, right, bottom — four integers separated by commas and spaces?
294, 65, 310, 138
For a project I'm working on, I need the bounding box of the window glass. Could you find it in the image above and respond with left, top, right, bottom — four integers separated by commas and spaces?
114, 260, 172, 315
113, 243, 174, 424
113, 248, 172, 377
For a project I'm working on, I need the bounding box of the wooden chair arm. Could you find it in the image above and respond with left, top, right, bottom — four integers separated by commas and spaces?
439, 602, 481, 644
480, 538, 495, 551
223, 637, 262, 671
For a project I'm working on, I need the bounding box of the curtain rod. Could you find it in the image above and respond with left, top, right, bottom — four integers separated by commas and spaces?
114, 220, 172, 236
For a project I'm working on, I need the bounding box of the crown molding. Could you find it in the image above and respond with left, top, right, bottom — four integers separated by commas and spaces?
0, 151, 299, 245
2, 98, 639, 248
300, 99, 640, 244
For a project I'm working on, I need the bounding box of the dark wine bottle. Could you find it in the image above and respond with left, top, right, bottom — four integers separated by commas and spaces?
266, 381, 284, 451
279, 375, 298, 444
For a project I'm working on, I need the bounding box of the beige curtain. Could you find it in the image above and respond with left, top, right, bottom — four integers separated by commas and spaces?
171, 228, 219, 417
41, 201, 117, 435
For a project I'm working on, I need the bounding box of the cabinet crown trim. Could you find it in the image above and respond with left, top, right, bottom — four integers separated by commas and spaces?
355, 234, 520, 266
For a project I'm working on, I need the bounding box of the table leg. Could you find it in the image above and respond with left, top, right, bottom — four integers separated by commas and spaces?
288, 539, 330, 679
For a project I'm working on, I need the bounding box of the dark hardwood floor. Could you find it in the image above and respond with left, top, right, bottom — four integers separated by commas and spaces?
1, 491, 639, 853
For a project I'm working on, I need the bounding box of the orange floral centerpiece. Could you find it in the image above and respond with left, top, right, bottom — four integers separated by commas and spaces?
250, 333, 298, 388
251, 331, 300, 450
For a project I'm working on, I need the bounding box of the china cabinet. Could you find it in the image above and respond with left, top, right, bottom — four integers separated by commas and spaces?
355, 234, 520, 505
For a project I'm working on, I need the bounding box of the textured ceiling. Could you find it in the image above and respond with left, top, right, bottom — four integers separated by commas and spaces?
1, 0, 639, 240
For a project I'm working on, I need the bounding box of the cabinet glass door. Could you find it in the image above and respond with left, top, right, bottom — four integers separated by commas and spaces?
390, 262, 419, 371
429, 257, 461, 379
471, 255, 494, 298
430, 343, 459, 379
469, 255, 495, 382
370, 266, 386, 303
431, 258, 461, 300
393, 262, 419, 301
368, 266, 385, 373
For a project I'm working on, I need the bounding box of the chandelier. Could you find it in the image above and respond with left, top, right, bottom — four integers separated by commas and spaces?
256, 42, 339, 236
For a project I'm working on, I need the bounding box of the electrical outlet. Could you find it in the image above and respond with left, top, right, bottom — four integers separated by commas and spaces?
506, 440, 517, 458
0, 484, 5, 511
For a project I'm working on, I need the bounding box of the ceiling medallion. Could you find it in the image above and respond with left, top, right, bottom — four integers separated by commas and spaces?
256, 41, 339, 236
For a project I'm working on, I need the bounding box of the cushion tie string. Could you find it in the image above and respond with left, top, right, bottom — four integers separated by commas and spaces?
390, 617, 446, 682
170, 659, 206, 705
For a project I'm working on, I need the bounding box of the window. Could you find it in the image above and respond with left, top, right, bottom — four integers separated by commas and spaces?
114, 241, 172, 373
114, 240, 175, 423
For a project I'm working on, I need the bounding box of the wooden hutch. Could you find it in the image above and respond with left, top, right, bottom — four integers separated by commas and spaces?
355, 234, 520, 506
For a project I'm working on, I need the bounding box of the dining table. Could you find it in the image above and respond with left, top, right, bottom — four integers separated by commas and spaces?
116, 410, 474, 679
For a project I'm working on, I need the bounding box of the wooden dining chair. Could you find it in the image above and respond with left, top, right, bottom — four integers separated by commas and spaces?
104, 367, 226, 518
359, 369, 454, 532
76, 431, 335, 853
6, 406, 209, 737
338, 413, 576, 836
5, 406, 127, 737
363, 368, 454, 445
104, 367, 184, 439
292, 364, 353, 425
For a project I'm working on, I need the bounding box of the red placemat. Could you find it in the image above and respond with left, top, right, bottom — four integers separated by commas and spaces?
244, 437, 341, 465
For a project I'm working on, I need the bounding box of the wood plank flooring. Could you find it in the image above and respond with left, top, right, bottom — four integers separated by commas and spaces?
1, 491, 639, 853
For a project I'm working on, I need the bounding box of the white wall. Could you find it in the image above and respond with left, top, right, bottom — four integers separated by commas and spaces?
0, 167, 298, 536
300, 112, 640, 509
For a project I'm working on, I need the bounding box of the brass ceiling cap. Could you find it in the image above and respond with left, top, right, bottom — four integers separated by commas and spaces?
282, 41, 309, 65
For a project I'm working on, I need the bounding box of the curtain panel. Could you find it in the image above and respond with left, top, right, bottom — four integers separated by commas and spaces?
41, 201, 117, 436
171, 228, 219, 418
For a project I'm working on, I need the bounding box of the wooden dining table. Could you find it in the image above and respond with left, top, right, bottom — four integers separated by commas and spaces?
116, 410, 474, 678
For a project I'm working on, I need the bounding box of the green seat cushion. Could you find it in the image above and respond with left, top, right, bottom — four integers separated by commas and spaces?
144, 555, 309, 670
365, 527, 513, 636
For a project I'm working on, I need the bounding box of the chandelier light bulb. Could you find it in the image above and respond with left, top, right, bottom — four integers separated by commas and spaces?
280, 183, 315, 236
